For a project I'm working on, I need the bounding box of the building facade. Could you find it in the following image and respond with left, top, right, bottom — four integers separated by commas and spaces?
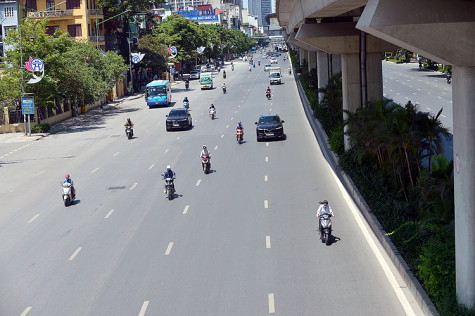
23, 0, 105, 48
0, 0, 19, 57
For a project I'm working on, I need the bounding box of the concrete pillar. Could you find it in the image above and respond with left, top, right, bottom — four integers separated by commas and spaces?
331, 54, 342, 75
341, 53, 361, 149
317, 51, 329, 102
454, 66, 475, 309
299, 48, 304, 67
366, 52, 383, 103
308, 50, 316, 72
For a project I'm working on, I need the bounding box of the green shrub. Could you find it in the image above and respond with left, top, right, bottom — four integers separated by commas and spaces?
328, 128, 344, 155
31, 123, 50, 133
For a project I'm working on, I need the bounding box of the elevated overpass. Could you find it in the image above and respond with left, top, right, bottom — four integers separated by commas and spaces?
276, 0, 475, 310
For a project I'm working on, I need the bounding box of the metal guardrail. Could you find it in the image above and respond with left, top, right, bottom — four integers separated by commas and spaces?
27, 10, 73, 18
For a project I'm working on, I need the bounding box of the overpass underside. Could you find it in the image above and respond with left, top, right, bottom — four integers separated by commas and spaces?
278, 0, 475, 310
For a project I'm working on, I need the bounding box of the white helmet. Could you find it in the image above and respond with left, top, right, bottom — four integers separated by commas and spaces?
166, 165, 171, 170
202, 145, 207, 149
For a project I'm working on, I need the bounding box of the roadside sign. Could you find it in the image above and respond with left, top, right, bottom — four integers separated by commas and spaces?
22, 96, 35, 115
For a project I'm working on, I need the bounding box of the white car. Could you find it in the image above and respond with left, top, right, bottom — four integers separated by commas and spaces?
190, 70, 200, 79
264, 64, 271, 71
270, 57, 278, 64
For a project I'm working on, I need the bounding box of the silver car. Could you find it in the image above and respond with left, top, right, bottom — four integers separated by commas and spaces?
190, 70, 200, 79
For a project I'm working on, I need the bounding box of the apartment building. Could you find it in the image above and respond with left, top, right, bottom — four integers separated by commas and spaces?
0, 0, 19, 57
24, 0, 105, 48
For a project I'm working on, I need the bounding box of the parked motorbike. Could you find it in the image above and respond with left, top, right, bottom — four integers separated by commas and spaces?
125, 126, 133, 139
201, 155, 211, 174
319, 213, 333, 245
164, 178, 175, 200
236, 128, 243, 144
61, 182, 75, 207
209, 108, 216, 120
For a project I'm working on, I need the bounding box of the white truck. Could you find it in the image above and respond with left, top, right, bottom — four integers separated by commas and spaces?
269, 67, 282, 85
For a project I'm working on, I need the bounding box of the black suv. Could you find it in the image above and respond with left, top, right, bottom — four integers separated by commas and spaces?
255, 114, 285, 141
166, 108, 192, 131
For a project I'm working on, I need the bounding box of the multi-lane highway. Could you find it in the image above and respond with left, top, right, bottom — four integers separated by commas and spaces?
0, 56, 424, 315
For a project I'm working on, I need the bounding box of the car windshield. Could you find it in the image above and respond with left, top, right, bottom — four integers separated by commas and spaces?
259, 116, 280, 124
169, 110, 186, 117
265, 65, 271, 68
270, 73, 280, 78
147, 86, 167, 96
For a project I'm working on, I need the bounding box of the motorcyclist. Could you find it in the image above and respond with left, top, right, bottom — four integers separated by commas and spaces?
200, 145, 211, 170
162, 165, 176, 193
236, 121, 244, 141
316, 200, 335, 239
64, 174, 75, 199
249, 65, 252, 71
288, 66, 292, 74
223, 70, 226, 78
185, 79, 189, 88
209, 103, 216, 117
124, 118, 134, 136
222, 82, 227, 93
183, 96, 190, 108
266, 87, 271, 98
231, 64, 234, 71
258, 60, 260, 66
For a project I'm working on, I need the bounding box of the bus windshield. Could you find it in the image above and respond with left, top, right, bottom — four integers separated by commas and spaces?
147, 86, 167, 97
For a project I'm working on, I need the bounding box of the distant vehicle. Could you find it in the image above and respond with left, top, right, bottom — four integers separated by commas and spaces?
264, 64, 271, 71
200, 72, 213, 90
166, 108, 192, 131
190, 70, 200, 79
200, 65, 207, 72
255, 114, 285, 141
269, 67, 282, 85
145, 80, 171, 108
270, 57, 278, 64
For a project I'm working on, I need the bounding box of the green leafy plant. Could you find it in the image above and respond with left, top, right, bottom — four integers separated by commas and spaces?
31, 123, 50, 133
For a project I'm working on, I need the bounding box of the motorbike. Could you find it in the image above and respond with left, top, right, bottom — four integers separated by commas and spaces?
184, 100, 190, 109
249, 66, 252, 72
418, 62, 422, 70
185, 81, 189, 89
222, 86, 227, 94
236, 128, 243, 144
125, 126, 133, 139
232, 65, 234, 71
266, 92, 271, 100
446, 74, 452, 84
288, 68, 292, 75
209, 108, 216, 120
201, 155, 211, 174
258, 61, 260, 66
61, 182, 75, 207
164, 178, 175, 200
319, 213, 333, 245
223, 72, 226, 79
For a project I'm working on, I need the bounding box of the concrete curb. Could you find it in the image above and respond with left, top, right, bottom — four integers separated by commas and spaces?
294, 74, 439, 316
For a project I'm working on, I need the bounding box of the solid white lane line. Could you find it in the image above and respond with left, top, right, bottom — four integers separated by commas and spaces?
264, 200, 268, 208
165, 242, 174, 255
196, 179, 201, 186
221, 134, 224, 138
130, 182, 138, 190
27, 214, 40, 223
226, 125, 229, 128
266, 236, 271, 248
113, 152, 119, 157
329, 165, 416, 315
268, 293, 275, 313
183, 205, 189, 214
164, 148, 169, 153
266, 142, 269, 147
68, 247, 82, 261
265, 175, 268, 182
214, 146, 218, 150
20, 307, 32, 316
149, 163, 155, 170
36, 170, 45, 176
138, 301, 150, 316
91, 168, 99, 174
105, 209, 115, 219
265, 157, 269, 162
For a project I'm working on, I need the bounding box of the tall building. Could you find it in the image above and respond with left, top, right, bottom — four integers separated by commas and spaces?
166, 0, 204, 12
0, 0, 19, 57
260, 0, 271, 27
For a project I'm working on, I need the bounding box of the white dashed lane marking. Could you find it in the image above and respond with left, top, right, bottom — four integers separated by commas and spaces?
138, 301, 150, 316
214, 146, 218, 150
196, 179, 201, 186
105, 209, 115, 219
149, 164, 155, 170
20, 307, 32, 316
183, 205, 189, 214
91, 168, 99, 174
27, 214, 40, 223
265, 157, 269, 162
265, 175, 268, 182
68, 247, 82, 261
130, 183, 138, 190
266, 236, 271, 248
113, 152, 120, 157
165, 242, 174, 255
264, 200, 269, 208
268, 293, 275, 313
221, 134, 224, 138
164, 149, 169, 153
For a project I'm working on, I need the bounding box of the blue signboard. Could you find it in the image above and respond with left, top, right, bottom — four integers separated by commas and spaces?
177, 9, 219, 22
21, 96, 35, 115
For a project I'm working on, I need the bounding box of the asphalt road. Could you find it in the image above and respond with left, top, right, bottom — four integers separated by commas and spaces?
0, 57, 423, 315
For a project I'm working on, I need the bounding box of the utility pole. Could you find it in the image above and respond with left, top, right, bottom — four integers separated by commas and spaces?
127, 31, 134, 94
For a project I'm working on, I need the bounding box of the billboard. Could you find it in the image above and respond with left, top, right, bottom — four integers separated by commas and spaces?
177, 9, 220, 22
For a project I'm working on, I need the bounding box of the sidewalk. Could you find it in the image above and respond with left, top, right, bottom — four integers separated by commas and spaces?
0, 92, 144, 144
